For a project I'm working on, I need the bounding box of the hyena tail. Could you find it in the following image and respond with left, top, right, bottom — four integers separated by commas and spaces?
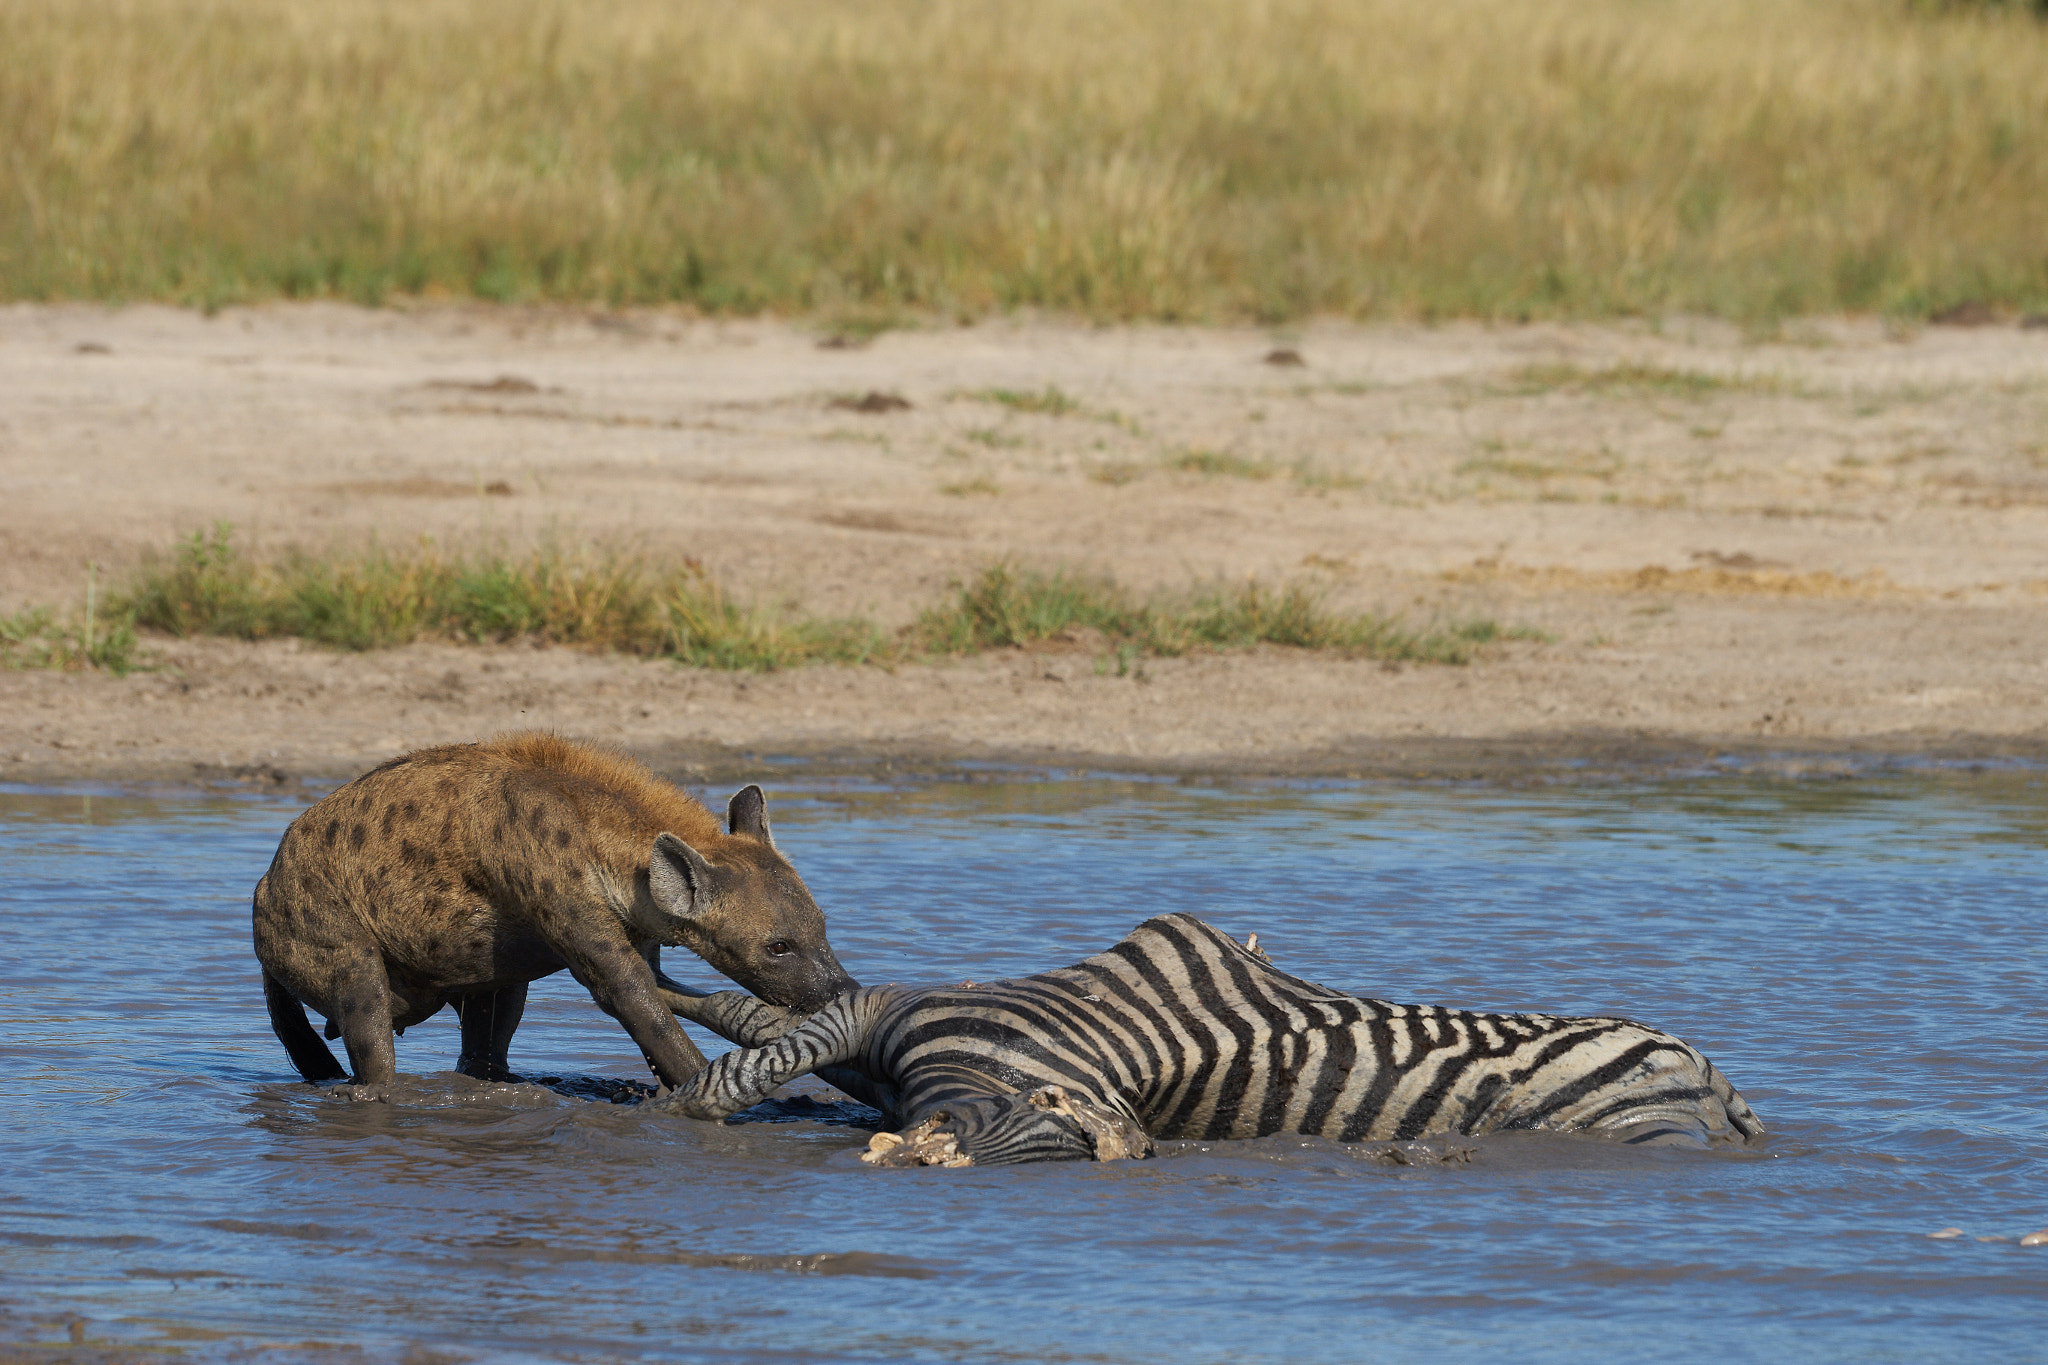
264, 971, 348, 1082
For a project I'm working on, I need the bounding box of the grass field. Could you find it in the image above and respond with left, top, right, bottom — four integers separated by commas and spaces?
4, 0, 2045, 320
0, 530, 1515, 673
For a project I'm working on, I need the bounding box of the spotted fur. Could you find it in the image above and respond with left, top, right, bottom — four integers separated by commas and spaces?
254, 732, 854, 1087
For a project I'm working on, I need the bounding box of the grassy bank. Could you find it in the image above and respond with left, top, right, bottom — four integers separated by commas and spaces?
916, 565, 1521, 667
2, 531, 1522, 673
121, 527, 887, 670
0, 604, 140, 676
4, 0, 2046, 320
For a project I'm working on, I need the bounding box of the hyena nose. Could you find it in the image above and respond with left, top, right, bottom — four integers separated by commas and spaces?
808, 957, 860, 1007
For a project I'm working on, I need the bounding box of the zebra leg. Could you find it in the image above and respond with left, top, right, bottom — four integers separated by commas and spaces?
658, 977, 895, 1116
658, 990, 886, 1120
863, 1085, 1154, 1168
654, 975, 811, 1046
1706, 1056, 1766, 1142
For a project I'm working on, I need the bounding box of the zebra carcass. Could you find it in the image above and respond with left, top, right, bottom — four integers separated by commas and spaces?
655, 912, 1762, 1167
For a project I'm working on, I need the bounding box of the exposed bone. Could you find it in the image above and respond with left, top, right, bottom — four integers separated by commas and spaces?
861, 1115, 975, 1168
1026, 1084, 1155, 1162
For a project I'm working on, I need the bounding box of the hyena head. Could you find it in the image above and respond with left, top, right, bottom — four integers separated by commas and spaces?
643, 784, 857, 1012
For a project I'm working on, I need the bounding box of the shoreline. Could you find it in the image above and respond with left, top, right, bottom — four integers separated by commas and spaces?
4, 304, 2043, 796
5, 640, 2044, 797
8, 739, 2044, 800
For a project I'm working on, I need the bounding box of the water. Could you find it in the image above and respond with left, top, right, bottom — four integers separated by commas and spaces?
3, 770, 2045, 1363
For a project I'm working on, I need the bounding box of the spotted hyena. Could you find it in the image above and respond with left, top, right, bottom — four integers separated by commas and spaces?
252, 732, 855, 1088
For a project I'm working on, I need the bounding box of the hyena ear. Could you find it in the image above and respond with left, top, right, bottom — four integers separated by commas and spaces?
648, 833, 716, 921
727, 784, 773, 845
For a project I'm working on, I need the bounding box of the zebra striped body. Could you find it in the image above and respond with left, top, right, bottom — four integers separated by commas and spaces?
659, 912, 1761, 1167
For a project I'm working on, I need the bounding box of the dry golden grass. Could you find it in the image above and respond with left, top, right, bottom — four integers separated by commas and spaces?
3, 0, 2046, 319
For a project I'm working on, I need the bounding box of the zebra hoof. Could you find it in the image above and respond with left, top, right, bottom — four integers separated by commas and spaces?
861, 1117, 975, 1168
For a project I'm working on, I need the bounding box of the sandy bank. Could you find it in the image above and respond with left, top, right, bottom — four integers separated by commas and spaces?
3, 304, 2044, 789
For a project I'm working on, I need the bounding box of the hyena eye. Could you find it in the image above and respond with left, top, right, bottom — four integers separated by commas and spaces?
766, 940, 794, 958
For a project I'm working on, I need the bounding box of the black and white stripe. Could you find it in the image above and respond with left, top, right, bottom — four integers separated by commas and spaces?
659, 912, 1762, 1166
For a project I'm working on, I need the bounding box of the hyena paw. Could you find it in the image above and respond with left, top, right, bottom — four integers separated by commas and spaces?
861, 1114, 975, 1168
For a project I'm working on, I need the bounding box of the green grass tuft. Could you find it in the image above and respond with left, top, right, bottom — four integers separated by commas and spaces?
1, 560, 142, 674
662, 567, 888, 670
967, 386, 1079, 416
0, 604, 142, 675
1168, 449, 1365, 490
914, 565, 1140, 653
1501, 362, 1799, 399
1169, 449, 1280, 479
938, 476, 1004, 496
120, 525, 883, 670
8, 530, 1527, 675
915, 564, 1524, 664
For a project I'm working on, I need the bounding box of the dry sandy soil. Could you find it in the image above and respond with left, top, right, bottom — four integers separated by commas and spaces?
3, 302, 2045, 790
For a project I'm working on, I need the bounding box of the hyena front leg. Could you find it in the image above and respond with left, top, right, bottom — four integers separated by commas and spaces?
557, 924, 707, 1090
455, 983, 527, 1082
329, 945, 399, 1085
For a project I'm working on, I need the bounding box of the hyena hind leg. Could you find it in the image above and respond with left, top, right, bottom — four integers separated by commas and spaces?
455, 983, 529, 1082
262, 971, 348, 1082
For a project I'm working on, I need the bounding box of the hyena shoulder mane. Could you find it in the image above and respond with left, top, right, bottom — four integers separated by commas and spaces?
481, 731, 726, 854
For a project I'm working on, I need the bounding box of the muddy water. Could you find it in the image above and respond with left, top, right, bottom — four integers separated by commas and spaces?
2, 770, 2044, 1363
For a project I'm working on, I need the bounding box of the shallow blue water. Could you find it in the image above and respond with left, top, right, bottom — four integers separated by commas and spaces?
2, 770, 2044, 1363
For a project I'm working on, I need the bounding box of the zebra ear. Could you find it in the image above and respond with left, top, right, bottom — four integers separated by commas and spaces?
727, 785, 773, 846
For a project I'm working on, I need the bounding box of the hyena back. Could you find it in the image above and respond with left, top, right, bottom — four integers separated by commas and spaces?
252, 732, 855, 1088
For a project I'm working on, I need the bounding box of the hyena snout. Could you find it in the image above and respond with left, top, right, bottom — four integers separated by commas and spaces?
749, 938, 859, 1013
791, 949, 859, 1013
